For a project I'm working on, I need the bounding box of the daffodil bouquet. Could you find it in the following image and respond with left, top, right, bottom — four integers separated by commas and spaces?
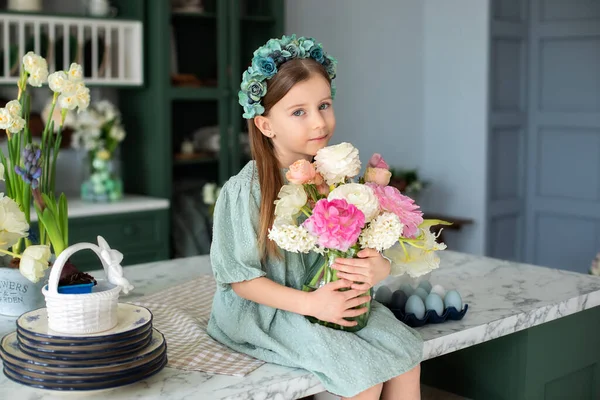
268, 142, 451, 331
0, 51, 91, 284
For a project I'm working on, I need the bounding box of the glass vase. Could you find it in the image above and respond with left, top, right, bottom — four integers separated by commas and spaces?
302, 248, 373, 332
80, 149, 123, 202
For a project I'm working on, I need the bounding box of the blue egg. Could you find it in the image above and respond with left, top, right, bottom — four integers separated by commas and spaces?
418, 280, 433, 293
404, 295, 426, 319
444, 290, 463, 311
425, 293, 444, 316
414, 287, 429, 302
399, 283, 414, 297
375, 286, 393, 305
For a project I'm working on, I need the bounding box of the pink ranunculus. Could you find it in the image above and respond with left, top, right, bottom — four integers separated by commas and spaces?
302, 198, 365, 251
364, 167, 392, 186
286, 159, 318, 185
367, 183, 423, 237
368, 153, 389, 170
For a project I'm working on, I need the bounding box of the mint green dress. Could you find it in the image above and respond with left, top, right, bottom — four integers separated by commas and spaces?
206, 161, 423, 398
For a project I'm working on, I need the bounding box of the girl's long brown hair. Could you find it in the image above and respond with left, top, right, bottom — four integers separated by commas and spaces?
248, 58, 331, 262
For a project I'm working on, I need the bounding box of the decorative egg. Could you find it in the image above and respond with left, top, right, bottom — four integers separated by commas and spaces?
425, 293, 444, 316
414, 287, 429, 301
399, 283, 414, 297
404, 295, 425, 319
418, 280, 433, 293
430, 284, 446, 298
444, 290, 463, 311
375, 286, 393, 306
390, 290, 408, 310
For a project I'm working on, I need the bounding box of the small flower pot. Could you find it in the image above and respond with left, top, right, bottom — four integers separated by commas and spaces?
0, 262, 47, 317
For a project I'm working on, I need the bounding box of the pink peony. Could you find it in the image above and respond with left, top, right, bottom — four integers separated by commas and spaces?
302, 198, 365, 251
286, 160, 322, 185
368, 153, 389, 170
367, 183, 423, 237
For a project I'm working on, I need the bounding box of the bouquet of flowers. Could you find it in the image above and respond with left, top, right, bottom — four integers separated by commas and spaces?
70, 100, 126, 202
268, 142, 450, 331
0, 51, 93, 286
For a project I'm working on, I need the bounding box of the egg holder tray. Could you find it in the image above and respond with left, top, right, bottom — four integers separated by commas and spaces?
388, 304, 469, 328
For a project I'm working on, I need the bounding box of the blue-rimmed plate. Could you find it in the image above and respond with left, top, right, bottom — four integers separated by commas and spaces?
0, 329, 166, 372
16, 303, 152, 341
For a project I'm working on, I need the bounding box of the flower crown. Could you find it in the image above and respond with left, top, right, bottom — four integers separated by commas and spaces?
238, 34, 338, 119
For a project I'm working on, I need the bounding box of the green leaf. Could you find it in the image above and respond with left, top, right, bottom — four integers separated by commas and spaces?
58, 193, 68, 247
38, 207, 65, 255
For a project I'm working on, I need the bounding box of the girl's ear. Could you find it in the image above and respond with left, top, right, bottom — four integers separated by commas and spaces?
254, 116, 275, 138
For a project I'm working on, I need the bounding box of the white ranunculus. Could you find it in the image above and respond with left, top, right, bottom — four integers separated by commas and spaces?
0, 193, 29, 252
19, 245, 51, 283
328, 183, 380, 223
48, 71, 69, 93
268, 219, 317, 253
359, 212, 404, 251
314, 142, 361, 185
5, 100, 21, 118
274, 184, 307, 223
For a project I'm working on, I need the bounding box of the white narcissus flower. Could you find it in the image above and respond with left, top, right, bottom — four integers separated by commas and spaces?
74, 82, 90, 111
328, 183, 379, 223
7, 116, 25, 134
19, 245, 51, 283
314, 142, 361, 185
5, 100, 21, 117
67, 63, 83, 82
359, 212, 404, 251
48, 71, 69, 93
274, 184, 307, 223
0, 108, 11, 130
268, 219, 317, 253
28, 66, 49, 87
58, 93, 77, 110
0, 193, 29, 252
22, 52, 49, 87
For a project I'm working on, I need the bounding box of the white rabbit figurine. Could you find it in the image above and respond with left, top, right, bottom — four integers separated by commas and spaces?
97, 236, 134, 294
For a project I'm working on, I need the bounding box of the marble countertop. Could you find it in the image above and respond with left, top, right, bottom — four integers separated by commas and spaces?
29, 194, 170, 221
1, 251, 600, 399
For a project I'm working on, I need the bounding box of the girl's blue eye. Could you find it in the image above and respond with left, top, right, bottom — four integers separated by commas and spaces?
320, 103, 331, 110
293, 110, 305, 117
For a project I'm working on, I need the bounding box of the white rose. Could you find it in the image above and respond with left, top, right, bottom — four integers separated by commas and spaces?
48, 71, 69, 93
19, 245, 51, 283
5, 100, 21, 117
274, 184, 307, 223
0, 193, 29, 252
328, 183, 379, 223
314, 142, 361, 185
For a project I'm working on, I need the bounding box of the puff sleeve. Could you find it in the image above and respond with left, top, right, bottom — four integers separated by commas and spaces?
209, 178, 267, 290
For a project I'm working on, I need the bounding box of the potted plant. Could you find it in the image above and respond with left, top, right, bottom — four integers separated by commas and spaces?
0, 51, 95, 316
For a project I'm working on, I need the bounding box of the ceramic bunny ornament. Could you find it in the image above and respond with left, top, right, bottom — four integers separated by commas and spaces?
97, 236, 134, 294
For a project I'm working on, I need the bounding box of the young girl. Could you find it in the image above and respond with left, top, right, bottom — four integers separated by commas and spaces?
207, 35, 423, 400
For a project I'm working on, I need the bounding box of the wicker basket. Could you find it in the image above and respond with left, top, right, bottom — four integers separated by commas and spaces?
42, 236, 133, 334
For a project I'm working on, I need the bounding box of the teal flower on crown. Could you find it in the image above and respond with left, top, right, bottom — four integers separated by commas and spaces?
309, 46, 324, 64
252, 56, 277, 78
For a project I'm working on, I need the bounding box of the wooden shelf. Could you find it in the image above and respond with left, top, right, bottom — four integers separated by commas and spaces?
170, 86, 223, 101
173, 154, 219, 166
171, 11, 217, 19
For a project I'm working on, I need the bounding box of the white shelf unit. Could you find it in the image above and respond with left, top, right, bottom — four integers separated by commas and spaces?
0, 14, 143, 86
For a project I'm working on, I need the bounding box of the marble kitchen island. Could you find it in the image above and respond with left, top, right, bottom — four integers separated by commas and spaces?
0, 251, 599, 399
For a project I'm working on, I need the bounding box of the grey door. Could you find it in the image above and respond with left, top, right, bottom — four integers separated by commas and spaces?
524, 0, 600, 272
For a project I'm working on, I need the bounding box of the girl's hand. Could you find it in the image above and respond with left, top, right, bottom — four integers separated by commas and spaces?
331, 248, 391, 291
306, 279, 371, 328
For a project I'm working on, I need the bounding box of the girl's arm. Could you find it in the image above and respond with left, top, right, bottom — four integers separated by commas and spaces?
232, 277, 312, 315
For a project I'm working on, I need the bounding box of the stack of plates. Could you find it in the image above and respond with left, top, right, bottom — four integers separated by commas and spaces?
0, 303, 167, 391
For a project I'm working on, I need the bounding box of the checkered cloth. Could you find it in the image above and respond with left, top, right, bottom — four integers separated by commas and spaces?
131, 275, 265, 377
